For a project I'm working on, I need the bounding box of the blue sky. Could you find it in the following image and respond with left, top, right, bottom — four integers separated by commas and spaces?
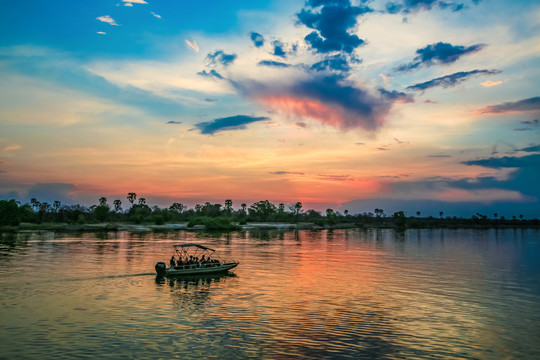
1, 0, 539, 218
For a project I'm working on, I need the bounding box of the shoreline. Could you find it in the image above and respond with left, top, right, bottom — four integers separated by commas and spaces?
1, 221, 539, 233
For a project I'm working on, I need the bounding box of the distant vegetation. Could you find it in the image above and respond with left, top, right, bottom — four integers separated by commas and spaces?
0, 194, 538, 230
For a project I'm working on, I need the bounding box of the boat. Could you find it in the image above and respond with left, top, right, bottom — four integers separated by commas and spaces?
155, 243, 239, 277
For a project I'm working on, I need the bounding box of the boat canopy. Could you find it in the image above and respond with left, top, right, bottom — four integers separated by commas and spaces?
173, 243, 215, 252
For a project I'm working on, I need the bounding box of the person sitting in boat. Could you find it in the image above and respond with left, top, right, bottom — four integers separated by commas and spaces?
170, 256, 176, 267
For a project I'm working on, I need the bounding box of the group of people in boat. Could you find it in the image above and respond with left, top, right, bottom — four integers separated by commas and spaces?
170, 254, 220, 268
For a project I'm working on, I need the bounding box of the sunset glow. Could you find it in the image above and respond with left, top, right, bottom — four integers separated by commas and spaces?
1, 0, 539, 218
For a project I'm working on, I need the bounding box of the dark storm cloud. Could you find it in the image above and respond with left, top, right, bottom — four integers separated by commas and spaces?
250, 32, 265, 47
197, 69, 224, 79
205, 50, 237, 67
406, 69, 500, 91
232, 74, 407, 131
297, 0, 371, 54
477, 97, 540, 114
195, 115, 270, 135
258, 60, 291, 68
396, 42, 485, 72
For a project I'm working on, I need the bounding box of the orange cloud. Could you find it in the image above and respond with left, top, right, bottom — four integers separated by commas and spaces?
481, 80, 502, 87
258, 95, 361, 129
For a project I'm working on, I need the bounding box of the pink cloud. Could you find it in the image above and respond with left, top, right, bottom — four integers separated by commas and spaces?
481, 80, 502, 87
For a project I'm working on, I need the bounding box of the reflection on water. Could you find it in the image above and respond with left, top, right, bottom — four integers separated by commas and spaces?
0, 228, 539, 359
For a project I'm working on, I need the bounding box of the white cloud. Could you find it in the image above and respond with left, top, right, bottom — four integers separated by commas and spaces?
151, 11, 162, 19
97, 31, 106, 35
185, 39, 199, 53
96, 15, 119, 26
123, 0, 147, 4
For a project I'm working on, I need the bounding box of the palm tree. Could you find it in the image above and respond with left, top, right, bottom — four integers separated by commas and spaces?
113, 200, 122, 213
241, 203, 247, 213
99, 197, 108, 207
169, 202, 184, 214
138, 198, 146, 206
127, 193, 136, 204
439, 211, 444, 219
30, 198, 40, 212
53, 200, 62, 212
416, 211, 421, 218
224, 199, 233, 213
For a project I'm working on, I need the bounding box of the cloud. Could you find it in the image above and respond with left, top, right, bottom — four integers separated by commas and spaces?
195, 115, 270, 135
250, 32, 265, 47
297, 0, 371, 54
3, 145, 22, 151
197, 69, 224, 80
385, 0, 474, 14
481, 80, 502, 87
396, 42, 485, 72
318, 174, 351, 181
167, 121, 182, 125
123, 0, 147, 5
26, 183, 78, 204
406, 69, 501, 91
311, 54, 353, 72
477, 97, 540, 114
378, 88, 413, 103
97, 31, 106, 35
205, 98, 218, 102
521, 119, 539, 126
205, 50, 237, 67
427, 154, 451, 158
185, 39, 199, 53
151, 12, 162, 19
2, 47, 186, 117
233, 74, 407, 132
269, 171, 305, 175
272, 40, 287, 58
258, 60, 290, 68
96, 15, 119, 26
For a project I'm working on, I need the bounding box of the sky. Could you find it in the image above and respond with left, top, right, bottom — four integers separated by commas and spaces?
1, 0, 539, 218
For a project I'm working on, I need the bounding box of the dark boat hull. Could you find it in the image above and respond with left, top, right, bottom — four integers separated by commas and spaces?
163, 262, 239, 276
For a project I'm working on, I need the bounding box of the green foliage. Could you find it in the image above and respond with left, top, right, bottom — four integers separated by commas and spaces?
187, 216, 240, 231
93, 205, 110, 222
0, 200, 21, 226
392, 211, 407, 228
248, 200, 277, 221
128, 204, 152, 222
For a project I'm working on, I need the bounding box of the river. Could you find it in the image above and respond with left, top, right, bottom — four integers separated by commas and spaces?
1, 228, 539, 359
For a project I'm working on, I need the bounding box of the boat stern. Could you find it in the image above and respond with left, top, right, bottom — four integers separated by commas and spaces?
155, 261, 167, 276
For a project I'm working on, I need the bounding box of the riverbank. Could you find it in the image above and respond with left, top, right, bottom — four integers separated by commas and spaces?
1, 220, 539, 232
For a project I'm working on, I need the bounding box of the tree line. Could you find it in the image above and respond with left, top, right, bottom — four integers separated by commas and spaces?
0, 194, 537, 229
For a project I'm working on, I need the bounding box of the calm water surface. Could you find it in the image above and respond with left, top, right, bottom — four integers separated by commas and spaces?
1, 228, 539, 359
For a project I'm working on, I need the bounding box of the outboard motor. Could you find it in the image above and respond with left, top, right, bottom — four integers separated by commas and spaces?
155, 262, 167, 276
